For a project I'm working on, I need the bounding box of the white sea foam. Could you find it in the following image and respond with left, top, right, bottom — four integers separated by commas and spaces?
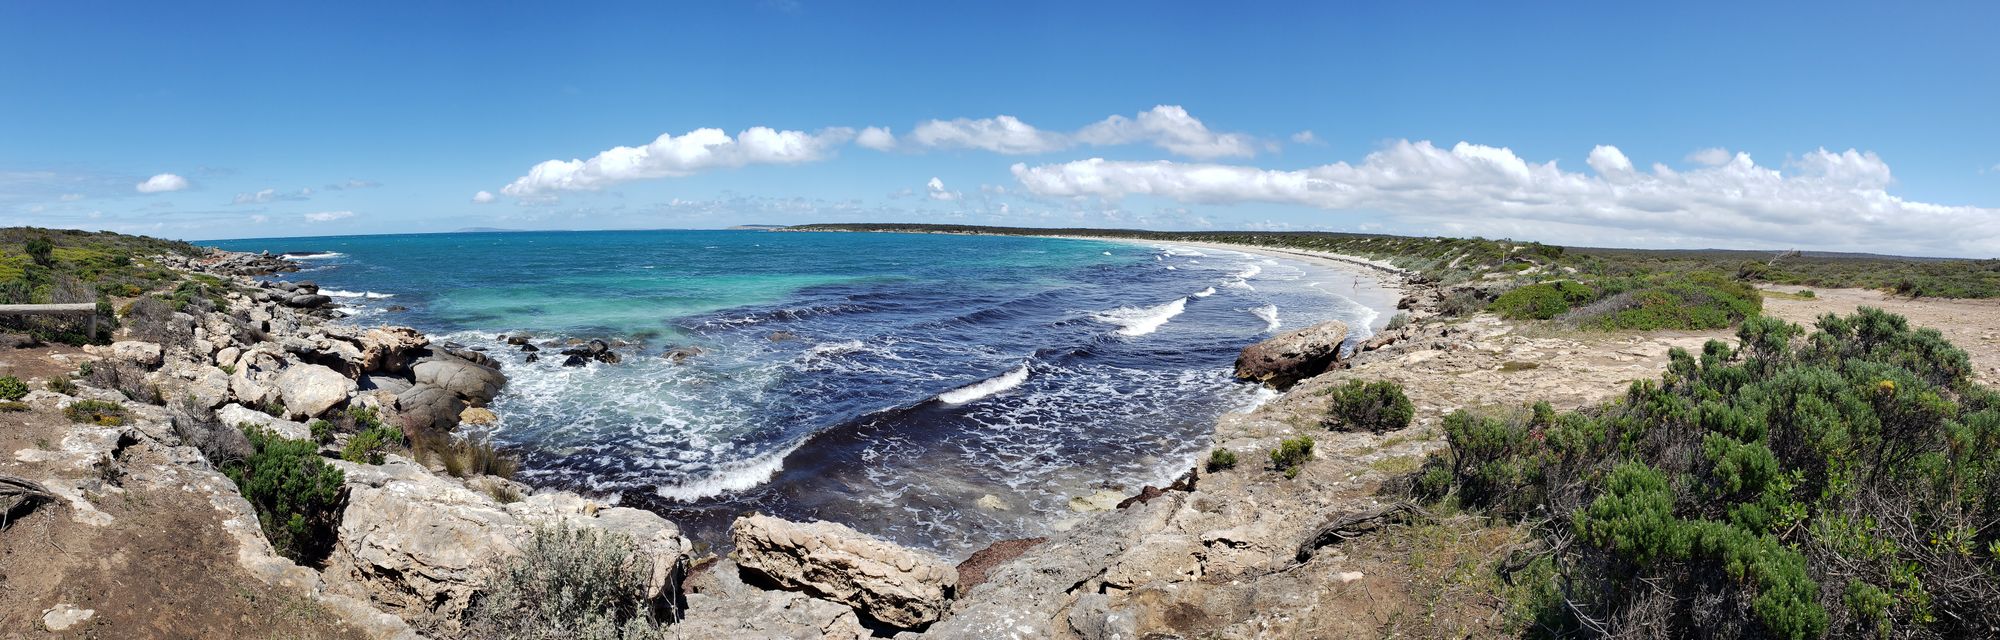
1165, 265, 1178, 270
1251, 304, 1281, 331
1236, 264, 1262, 279
1095, 297, 1188, 337
1193, 287, 1216, 298
285, 251, 345, 260
321, 289, 395, 299
1102, 251, 1112, 255
653, 444, 799, 502
938, 364, 1030, 404
1223, 279, 1255, 291
804, 339, 868, 358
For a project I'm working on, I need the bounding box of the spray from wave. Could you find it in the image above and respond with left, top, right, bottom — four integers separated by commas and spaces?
1251, 304, 1281, 331
938, 364, 1031, 404
1094, 297, 1189, 337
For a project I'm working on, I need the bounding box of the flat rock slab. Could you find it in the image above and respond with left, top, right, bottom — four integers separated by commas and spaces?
731, 514, 957, 629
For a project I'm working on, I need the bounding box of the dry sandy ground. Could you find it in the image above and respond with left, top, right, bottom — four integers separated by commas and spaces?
0, 344, 366, 640
1759, 285, 2000, 387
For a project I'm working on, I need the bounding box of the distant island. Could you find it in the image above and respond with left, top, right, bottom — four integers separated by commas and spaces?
726, 224, 787, 230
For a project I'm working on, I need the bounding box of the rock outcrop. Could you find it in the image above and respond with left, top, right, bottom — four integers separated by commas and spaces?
1233, 319, 1350, 389
275, 362, 356, 419
327, 457, 692, 636
730, 514, 957, 629
411, 356, 504, 406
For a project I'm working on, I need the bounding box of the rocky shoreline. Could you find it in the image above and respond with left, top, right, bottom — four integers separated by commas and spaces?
11, 241, 1714, 638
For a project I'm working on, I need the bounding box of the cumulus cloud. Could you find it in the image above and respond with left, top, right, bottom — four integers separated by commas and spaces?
925, 177, 960, 201
856, 127, 897, 151
135, 173, 189, 193
1074, 106, 1256, 159
500, 126, 855, 196
909, 115, 1068, 155
472, 190, 496, 204
1009, 141, 2000, 256
303, 210, 355, 222
906, 106, 1257, 159
1687, 147, 1732, 167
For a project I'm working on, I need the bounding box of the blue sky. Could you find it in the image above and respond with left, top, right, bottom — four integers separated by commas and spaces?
3, 1, 1997, 256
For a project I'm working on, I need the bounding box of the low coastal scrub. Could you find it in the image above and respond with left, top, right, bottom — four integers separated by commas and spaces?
225, 425, 346, 564
46, 375, 76, 395
341, 421, 406, 465
1413, 309, 2000, 638
1269, 436, 1314, 479
0, 375, 28, 401
63, 399, 126, 426
1322, 379, 1414, 433
411, 428, 520, 479
0, 228, 209, 344
1489, 280, 1595, 320
1206, 448, 1238, 472
464, 524, 670, 640
1561, 272, 1762, 330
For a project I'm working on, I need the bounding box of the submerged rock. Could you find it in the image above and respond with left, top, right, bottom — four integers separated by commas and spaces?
731, 514, 957, 629
1233, 319, 1349, 389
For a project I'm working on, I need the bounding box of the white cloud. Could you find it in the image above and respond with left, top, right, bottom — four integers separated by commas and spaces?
1687, 147, 1732, 167
135, 173, 189, 193
59, 193, 83, 202
1009, 141, 2000, 256
1290, 130, 1319, 144
926, 177, 961, 201
325, 179, 381, 190
303, 210, 355, 222
231, 187, 313, 205
472, 190, 496, 204
907, 106, 1257, 159
251, 214, 269, 224
501, 126, 856, 196
1074, 106, 1256, 159
856, 127, 897, 151
909, 115, 1068, 155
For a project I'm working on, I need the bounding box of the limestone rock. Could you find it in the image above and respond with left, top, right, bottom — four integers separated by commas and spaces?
217, 403, 314, 441
393, 383, 464, 431
412, 357, 504, 405
459, 406, 498, 426
327, 457, 692, 636
110, 340, 164, 368
275, 363, 356, 419
730, 514, 957, 629
357, 373, 414, 395
680, 559, 866, 640
1233, 320, 1349, 389
359, 327, 428, 374
41, 603, 96, 631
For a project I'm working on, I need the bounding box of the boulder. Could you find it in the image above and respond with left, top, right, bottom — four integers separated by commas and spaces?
1232, 320, 1349, 389
217, 403, 314, 441
458, 406, 498, 426
327, 457, 692, 636
359, 327, 428, 374
412, 357, 505, 405
680, 559, 866, 640
275, 363, 356, 419
731, 514, 957, 629
357, 374, 414, 396
394, 383, 464, 432
109, 340, 164, 368
285, 293, 333, 309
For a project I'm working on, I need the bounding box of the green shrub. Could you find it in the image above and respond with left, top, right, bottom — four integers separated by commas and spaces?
1384, 312, 1411, 330
1206, 448, 1238, 472
63, 399, 125, 426
224, 426, 345, 564
1269, 436, 1314, 479
1796, 289, 1816, 299
46, 376, 76, 395
1413, 309, 1996, 637
309, 419, 334, 445
341, 422, 405, 465
1437, 289, 1484, 317
0, 401, 28, 412
0, 375, 27, 401
1322, 379, 1414, 433
1490, 280, 1595, 320
1567, 272, 1761, 330
464, 525, 669, 640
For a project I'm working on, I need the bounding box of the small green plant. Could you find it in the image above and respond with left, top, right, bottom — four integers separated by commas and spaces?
1322, 379, 1415, 433
341, 423, 405, 465
63, 399, 125, 426
0, 376, 28, 401
1796, 289, 1816, 299
1206, 448, 1239, 472
0, 401, 28, 412
487, 483, 524, 504
308, 419, 334, 445
1270, 436, 1315, 479
1384, 312, 1411, 330
260, 401, 286, 418
464, 525, 667, 639
219, 364, 236, 375
46, 376, 76, 395
224, 426, 345, 564
1490, 280, 1596, 320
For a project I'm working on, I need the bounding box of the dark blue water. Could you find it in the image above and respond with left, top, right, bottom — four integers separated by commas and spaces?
211, 230, 1385, 554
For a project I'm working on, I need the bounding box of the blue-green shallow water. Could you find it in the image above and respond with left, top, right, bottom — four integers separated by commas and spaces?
211, 230, 1384, 556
